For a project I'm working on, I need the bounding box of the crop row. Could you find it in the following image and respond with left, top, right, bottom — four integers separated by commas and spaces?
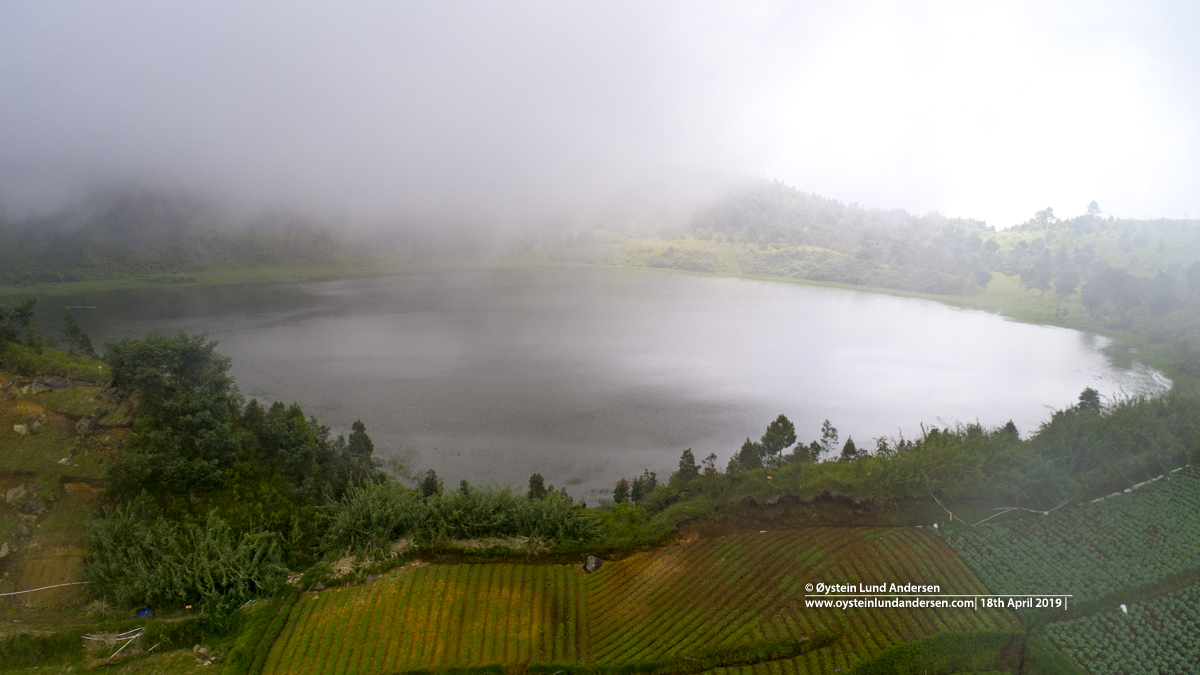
586, 528, 1018, 668
939, 471, 1200, 603
260, 563, 585, 675
1045, 580, 1200, 675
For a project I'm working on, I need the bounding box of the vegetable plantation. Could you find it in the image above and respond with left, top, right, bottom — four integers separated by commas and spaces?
1045, 580, 1200, 675
939, 470, 1200, 603
261, 563, 586, 675
259, 528, 1018, 675
587, 528, 1018, 675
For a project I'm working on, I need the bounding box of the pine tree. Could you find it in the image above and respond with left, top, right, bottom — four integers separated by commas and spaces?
421, 469, 441, 498
675, 448, 700, 482
528, 473, 548, 500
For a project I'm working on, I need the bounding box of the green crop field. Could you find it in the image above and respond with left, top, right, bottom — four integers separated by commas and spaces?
589, 528, 1018, 675
939, 469, 1200, 604
259, 528, 1018, 675
1045, 580, 1200, 674
260, 563, 585, 675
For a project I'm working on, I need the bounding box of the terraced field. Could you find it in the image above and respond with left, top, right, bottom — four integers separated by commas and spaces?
939, 469, 1200, 604
589, 528, 1019, 675
259, 528, 1019, 675
262, 564, 585, 674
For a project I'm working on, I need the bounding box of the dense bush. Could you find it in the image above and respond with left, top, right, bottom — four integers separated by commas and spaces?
84, 497, 288, 615
321, 480, 599, 553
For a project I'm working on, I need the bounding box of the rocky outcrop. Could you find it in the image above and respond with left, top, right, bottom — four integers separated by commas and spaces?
584, 555, 603, 573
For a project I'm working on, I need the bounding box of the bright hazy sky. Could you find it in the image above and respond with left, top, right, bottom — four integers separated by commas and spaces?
1, 1, 1197, 228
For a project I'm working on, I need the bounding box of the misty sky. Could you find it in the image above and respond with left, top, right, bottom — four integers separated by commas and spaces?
2, 1, 1198, 229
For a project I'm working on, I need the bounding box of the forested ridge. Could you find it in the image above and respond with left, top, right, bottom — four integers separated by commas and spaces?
0, 191, 348, 284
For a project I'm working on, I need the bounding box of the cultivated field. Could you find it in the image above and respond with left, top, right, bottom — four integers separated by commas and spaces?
939, 469, 1200, 604
260, 528, 1018, 675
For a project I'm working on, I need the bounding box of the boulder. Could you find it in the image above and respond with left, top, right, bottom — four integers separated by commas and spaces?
0, 542, 10, 559
29, 420, 42, 432
366, 573, 380, 584
584, 555, 603, 573
5, 484, 29, 506
75, 418, 92, 436
45, 376, 72, 391
94, 407, 109, 418
12, 424, 28, 436
314, 582, 325, 591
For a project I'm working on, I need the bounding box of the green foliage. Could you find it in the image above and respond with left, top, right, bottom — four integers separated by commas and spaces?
528, 472, 548, 499
760, 414, 797, 466
629, 469, 657, 504
224, 590, 300, 675
848, 630, 1018, 675
672, 448, 699, 484
84, 496, 288, 614
0, 190, 345, 285
104, 332, 240, 500
940, 470, 1200, 605
1029, 389, 1200, 494
141, 616, 212, 651
1045, 580, 1200, 674
0, 627, 87, 668
421, 469, 442, 498
320, 479, 600, 553
0, 295, 37, 344
613, 477, 630, 504
61, 310, 95, 356
0, 339, 109, 381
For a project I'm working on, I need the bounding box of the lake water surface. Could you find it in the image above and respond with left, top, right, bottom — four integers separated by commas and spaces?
39, 266, 1168, 500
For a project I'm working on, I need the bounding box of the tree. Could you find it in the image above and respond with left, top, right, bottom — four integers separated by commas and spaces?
1002, 420, 1019, 439
421, 469, 441, 498
62, 311, 95, 356
459, 478, 471, 496
839, 437, 861, 462
1053, 269, 1081, 313
0, 296, 37, 344
819, 420, 838, 459
737, 437, 763, 471
1035, 207, 1057, 228
1188, 261, 1200, 293
1078, 387, 1101, 413
1087, 201, 1101, 216
760, 414, 797, 467
103, 333, 240, 500
675, 448, 700, 482
528, 473, 548, 500
1021, 258, 1053, 294
345, 419, 379, 475
701, 453, 719, 477
613, 478, 630, 504
630, 469, 657, 504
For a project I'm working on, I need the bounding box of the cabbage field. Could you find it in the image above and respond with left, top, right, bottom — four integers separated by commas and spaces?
1044, 580, 1200, 674
939, 470, 1200, 603
258, 528, 1018, 675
